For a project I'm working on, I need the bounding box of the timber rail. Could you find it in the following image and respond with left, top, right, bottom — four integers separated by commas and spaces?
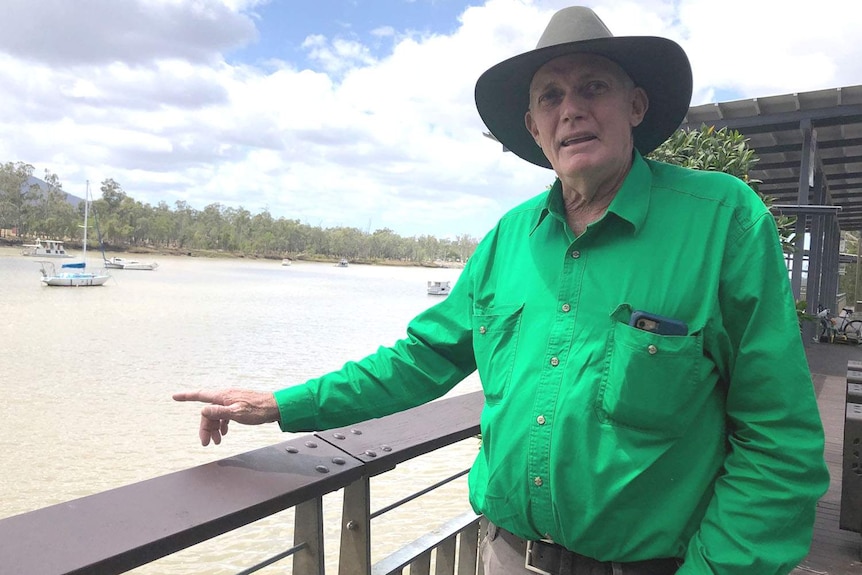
0, 392, 485, 575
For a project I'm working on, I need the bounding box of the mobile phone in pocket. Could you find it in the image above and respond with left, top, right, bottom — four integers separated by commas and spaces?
629, 311, 688, 336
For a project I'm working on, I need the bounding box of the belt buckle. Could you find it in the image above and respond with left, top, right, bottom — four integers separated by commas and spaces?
524, 539, 553, 575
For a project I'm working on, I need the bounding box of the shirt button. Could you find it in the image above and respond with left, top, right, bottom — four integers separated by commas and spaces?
479, 326, 487, 335
550, 357, 559, 367
534, 476, 543, 487
561, 303, 571, 312
571, 250, 581, 259
648, 344, 658, 355
537, 415, 546, 425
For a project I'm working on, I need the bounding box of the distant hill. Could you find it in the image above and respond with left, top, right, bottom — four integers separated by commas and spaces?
25, 176, 85, 208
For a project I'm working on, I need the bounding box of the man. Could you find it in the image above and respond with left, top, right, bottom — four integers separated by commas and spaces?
175, 6, 829, 574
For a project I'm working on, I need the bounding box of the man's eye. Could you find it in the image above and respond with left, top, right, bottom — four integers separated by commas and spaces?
584, 81, 608, 95
538, 90, 562, 104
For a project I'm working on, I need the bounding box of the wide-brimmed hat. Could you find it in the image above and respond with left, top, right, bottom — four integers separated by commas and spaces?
475, 6, 692, 169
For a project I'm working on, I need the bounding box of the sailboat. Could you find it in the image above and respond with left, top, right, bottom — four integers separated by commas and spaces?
38, 181, 111, 287
90, 200, 159, 271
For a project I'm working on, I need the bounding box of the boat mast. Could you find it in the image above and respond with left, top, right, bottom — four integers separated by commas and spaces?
82, 180, 89, 265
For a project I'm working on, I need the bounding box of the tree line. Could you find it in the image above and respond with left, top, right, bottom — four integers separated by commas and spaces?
0, 127, 795, 265
0, 161, 478, 264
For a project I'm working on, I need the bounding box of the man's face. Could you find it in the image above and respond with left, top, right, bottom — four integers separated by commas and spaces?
525, 53, 648, 188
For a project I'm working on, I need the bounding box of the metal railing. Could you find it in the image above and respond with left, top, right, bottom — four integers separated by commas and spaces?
0, 391, 486, 575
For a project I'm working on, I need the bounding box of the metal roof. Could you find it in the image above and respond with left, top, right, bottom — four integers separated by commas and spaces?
680, 85, 862, 231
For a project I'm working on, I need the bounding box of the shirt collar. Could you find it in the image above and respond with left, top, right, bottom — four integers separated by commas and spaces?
607, 149, 651, 233
531, 180, 564, 235
531, 149, 653, 235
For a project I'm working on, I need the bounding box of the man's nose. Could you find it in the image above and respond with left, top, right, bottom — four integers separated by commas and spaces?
560, 92, 587, 121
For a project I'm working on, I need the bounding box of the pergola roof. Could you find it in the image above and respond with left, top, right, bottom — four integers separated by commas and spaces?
680, 85, 862, 231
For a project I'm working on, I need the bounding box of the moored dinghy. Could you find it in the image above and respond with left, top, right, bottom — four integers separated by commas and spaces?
104, 257, 159, 270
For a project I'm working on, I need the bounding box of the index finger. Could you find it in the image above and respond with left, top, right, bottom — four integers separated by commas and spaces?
173, 390, 225, 404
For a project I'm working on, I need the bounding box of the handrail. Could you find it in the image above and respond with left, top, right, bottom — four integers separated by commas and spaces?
0, 391, 484, 574
371, 468, 471, 520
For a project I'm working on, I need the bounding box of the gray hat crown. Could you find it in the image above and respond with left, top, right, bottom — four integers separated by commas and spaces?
537, 6, 613, 48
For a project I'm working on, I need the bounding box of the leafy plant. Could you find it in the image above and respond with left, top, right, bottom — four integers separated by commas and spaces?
795, 299, 818, 333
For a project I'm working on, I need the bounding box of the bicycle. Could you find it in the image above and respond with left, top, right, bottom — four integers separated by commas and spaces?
815, 306, 862, 343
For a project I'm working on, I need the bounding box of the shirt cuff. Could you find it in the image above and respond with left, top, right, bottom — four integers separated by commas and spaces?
273, 385, 319, 432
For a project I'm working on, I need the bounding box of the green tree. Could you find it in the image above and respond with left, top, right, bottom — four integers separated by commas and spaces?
0, 161, 39, 236
39, 170, 77, 240
0, 158, 481, 263
173, 200, 197, 249
150, 201, 174, 247
369, 228, 401, 260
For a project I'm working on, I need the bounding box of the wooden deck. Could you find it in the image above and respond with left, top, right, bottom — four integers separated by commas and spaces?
791, 342, 862, 575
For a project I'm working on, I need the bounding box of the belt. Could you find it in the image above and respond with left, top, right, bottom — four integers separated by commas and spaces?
494, 525, 680, 575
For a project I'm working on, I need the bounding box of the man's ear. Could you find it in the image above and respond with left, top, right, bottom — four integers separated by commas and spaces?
630, 86, 649, 128
525, 110, 540, 144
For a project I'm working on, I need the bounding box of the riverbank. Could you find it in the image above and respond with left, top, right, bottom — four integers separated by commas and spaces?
0, 236, 464, 268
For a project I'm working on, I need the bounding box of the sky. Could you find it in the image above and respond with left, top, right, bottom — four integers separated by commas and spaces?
1, 0, 861, 239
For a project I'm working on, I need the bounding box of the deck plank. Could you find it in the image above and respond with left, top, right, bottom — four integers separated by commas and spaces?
791, 343, 862, 574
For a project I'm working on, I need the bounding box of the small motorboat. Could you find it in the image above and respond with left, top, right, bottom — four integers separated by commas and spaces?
427, 280, 451, 296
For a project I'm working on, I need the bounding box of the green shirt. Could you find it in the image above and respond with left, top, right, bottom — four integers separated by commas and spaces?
275, 151, 829, 574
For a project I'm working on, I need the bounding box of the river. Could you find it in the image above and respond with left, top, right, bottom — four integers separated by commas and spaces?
0, 245, 481, 574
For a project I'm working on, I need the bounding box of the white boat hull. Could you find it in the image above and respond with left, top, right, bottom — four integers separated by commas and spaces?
105, 257, 158, 270
122, 262, 158, 270
22, 240, 74, 258
23, 252, 73, 258
41, 273, 110, 287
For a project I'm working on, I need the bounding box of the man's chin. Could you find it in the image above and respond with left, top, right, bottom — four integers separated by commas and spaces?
553, 155, 600, 179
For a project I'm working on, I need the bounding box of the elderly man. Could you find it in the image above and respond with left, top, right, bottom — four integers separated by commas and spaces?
175, 6, 829, 575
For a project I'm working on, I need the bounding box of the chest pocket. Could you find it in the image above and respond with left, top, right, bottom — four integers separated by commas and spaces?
597, 320, 704, 437
472, 304, 524, 403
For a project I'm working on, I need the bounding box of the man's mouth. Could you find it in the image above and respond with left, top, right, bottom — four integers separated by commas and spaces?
561, 134, 596, 147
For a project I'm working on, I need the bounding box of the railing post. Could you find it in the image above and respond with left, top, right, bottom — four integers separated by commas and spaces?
294, 497, 325, 575
339, 476, 371, 575
435, 534, 456, 574
457, 518, 483, 575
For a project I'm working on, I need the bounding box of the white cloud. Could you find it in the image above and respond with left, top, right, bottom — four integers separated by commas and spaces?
676, 0, 862, 101
301, 35, 378, 75
1, 0, 860, 238
0, 0, 257, 66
